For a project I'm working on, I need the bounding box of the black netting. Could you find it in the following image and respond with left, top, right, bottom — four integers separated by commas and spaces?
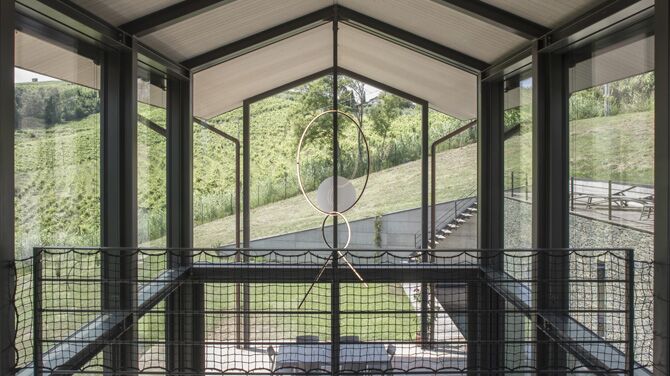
11, 247, 642, 375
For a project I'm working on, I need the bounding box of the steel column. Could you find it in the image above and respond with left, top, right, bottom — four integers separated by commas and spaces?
478, 79, 504, 251
331, 15, 341, 375
166, 71, 203, 374
242, 101, 251, 348
477, 76, 505, 373
532, 40, 570, 373
101, 38, 140, 374
655, 0, 670, 373
0, 0, 15, 373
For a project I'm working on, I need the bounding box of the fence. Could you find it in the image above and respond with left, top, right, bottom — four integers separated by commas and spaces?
13, 247, 640, 375
569, 177, 654, 222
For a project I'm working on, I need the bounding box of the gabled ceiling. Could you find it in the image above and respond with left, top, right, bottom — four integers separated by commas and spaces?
70, 0, 183, 26
65, 0, 611, 119
71, 0, 606, 66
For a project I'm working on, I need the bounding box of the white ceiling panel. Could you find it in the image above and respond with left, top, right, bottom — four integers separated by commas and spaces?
15, 30, 101, 90
569, 35, 654, 93
193, 24, 333, 119
70, 0, 182, 26
339, 25, 477, 119
141, 0, 332, 62
482, 0, 607, 28
338, 0, 527, 63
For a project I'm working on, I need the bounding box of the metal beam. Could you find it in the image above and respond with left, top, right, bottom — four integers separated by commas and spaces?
545, 0, 653, 52
16, 0, 128, 49
121, 0, 236, 37
482, 0, 653, 78
16, 0, 190, 74
183, 6, 335, 71
337, 6, 487, 73
191, 263, 479, 283
338, 68, 426, 105
137, 114, 167, 137
184, 4, 488, 73
431, 0, 549, 40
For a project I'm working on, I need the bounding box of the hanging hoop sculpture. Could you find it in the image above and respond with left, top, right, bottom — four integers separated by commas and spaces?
296, 110, 371, 308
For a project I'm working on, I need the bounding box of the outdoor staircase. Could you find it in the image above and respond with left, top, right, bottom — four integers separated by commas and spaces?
428, 201, 478, 249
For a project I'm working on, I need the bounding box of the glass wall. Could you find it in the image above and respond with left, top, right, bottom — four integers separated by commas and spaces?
503, 70, 533, 249
193, 111, 241, 248
14, 30, 102, 258
14, 29, 102, 366
137, 64, 167, 247
567, 33, 654, 368
501, 69, 533, 371
243, 75, 437, 250
429, 109, 478, 250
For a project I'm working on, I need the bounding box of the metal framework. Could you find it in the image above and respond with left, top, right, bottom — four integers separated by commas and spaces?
27, 246, 637, 375
431, 0, 549, 40
0, 0, 666, 374
120, 0, 237, 37
655, 1, 670, 374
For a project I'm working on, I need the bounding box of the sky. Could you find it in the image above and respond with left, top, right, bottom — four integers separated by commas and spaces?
14, 67, 59, 83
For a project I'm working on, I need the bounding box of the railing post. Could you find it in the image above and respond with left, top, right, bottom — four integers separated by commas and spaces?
525, 175, 529, 201
421, 248, 429, 350
626, 249, 635, 375
331, 249, 340, 375
597, 262, 606, 336
571, 177, 575, 211
608, 180, 613, 220
33, 248, 42, 376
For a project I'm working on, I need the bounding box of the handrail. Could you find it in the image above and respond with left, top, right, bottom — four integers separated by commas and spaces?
193, 117, 240, 249
430, 120, 477, 249
193, 117, 245, 344
138, 114, 167, 137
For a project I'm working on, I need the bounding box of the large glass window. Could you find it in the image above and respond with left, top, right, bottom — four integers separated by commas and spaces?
137, 65, 167, 247
14, 31, 102, 258
14, 29, 102, 367
503, 71, 533, 249
501, 69, 533, 371
567, 33, 654, 369
193, 111, 241, 248
429, 109, 478, 250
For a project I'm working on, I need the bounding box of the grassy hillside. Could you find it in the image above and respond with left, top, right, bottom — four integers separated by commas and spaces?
14, 78, 654, 255
194, 110, 654, 247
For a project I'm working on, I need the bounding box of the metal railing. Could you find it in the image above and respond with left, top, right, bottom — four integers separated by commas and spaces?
505, 171, 530, 201
569, 177, 654, 221
415, 192, 477, 249
13, 247, 641, 375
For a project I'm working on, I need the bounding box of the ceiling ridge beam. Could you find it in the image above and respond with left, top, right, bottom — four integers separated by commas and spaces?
431, 0, 549, 40
120, 0, 237, 37
182, 6, 335, 72
337, 6, 487, 73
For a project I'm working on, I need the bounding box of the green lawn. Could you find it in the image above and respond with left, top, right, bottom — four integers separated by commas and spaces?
193, 141, 478, 247
200, 282, 419, 342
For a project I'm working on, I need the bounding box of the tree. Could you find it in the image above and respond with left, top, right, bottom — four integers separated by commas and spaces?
368, 92, 412, 154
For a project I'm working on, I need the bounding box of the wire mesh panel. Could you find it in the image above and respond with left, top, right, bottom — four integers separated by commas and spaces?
18, 247, 635, 375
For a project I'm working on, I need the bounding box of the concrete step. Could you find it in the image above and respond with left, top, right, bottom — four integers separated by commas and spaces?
440, 229, 452, 235
460, 213, 473, 218
455, 218, 466, 224
435, 234, 446, 240
447, 223, 458, 229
